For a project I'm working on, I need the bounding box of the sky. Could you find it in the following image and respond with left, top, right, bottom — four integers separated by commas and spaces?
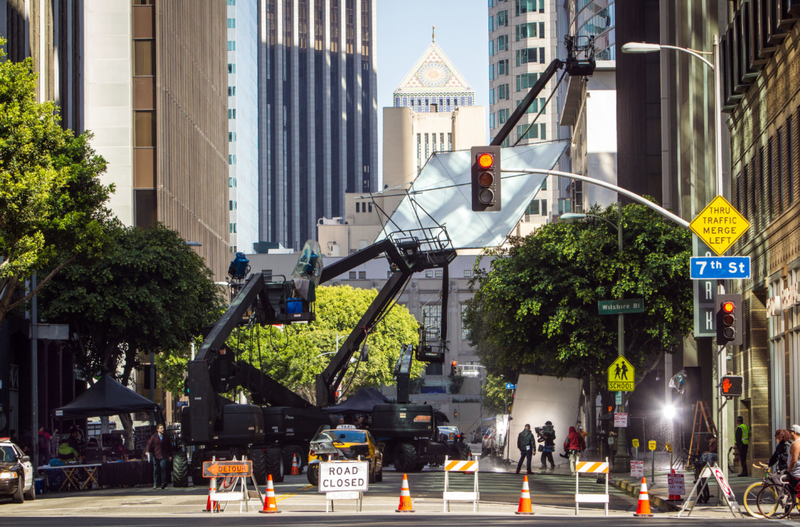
375, 0, 490, 185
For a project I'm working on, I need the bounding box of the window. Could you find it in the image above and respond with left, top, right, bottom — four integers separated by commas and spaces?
227, 0, 236, 4
227, 86, 236, 96
490, 112, 496, 129
228, 109, 236, 119
540, 199, 547, 215
515, 0, 536, 15
498, 108, 510, 124
489, 64, 495, 81
133, 41, 154, 76
516, 72, 537, 92
227, 18, 236, 28
527, 199, 540, 215
228, 154, 237, 164
498, 84, 509, 100
539, 0, 544, 12
229, 223, 237, 233
464, 269, 472, 278
488, 16, 494, 32
349, 271, 356, 280
461, 304, 470, 340
228, 41, 236, 51
358, 271, 366, 280
497, 35, 508, 52
229, 177, 237, 187
516, 48, 538, 66
422, 304, 442, 342
539, 21, 545, 39
517, 123, 538, 141
497, 10, 508, 27
356, 202, 360, 213
228, 132, 236, 142
435, 269, 443, 278
488, 40, 494, 56
448, 133, 452, 150
540, 123, 546, 139
489, 88, 495, 104
229, 200, 237, 210
539, 47, 546, 63
227, 63, 236, 73
498, 59, 509, 76
541, 177, 547, 191
516, 22, 536, 41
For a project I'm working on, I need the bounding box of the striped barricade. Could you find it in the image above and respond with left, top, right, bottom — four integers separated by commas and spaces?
575, 459, 610, 516
443, 455, 480, 512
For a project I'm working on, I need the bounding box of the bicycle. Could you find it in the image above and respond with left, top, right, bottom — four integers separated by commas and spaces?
743, 462, 783, 517
756, 472, 799, 519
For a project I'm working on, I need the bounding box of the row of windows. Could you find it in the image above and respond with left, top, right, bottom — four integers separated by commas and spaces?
227, 0, 236, 5
489, 59, 511, 80
733, 109, 799, 246
526, 198, 548, 216
488, 0, 545, 15
355, 202, 373, 213
341, 268, 477, 280
517, 122, 547, 141
517, 47, 546, 65
227, 18, 236, 29
489, 98, 546, 128
416, 133, 454, 158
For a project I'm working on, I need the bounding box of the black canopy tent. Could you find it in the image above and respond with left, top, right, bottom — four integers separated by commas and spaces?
53, 374, 161, 420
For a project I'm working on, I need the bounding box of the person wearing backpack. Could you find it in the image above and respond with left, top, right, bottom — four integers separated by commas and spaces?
565, 426, 585, 476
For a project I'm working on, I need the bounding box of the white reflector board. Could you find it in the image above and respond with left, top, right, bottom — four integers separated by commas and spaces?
378, 141, 569, 249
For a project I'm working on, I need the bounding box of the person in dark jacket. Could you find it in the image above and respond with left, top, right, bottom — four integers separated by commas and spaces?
768, 429, 791, 472
539, 421, 556, 472
145, 424, 173, 489
565, 426, 585, 476
516, 424, 536, 474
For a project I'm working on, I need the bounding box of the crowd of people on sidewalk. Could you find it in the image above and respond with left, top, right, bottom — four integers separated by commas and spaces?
514, 421, 586, 476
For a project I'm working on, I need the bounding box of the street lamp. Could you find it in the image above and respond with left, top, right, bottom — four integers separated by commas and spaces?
622, 35, 729, 478
562, 204, 628, 472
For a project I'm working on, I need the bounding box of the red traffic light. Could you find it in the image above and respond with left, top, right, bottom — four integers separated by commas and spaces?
477, 153, 494, 169
722, 301, 735, 313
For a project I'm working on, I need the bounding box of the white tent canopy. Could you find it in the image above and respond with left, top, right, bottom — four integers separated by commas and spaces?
378, 141, 569, 249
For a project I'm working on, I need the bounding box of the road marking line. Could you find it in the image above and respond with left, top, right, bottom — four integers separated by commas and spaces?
276, 483, 314, 501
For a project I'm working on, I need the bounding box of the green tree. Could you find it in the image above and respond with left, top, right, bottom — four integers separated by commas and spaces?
0, 38, 113, 326
463, 202, 692, 390
158, 284, 424, 403
39, 223, 225, 389
481, 374, 514, 415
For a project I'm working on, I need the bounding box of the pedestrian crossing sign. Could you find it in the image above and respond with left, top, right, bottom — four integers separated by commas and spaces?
607, 356, 635, 392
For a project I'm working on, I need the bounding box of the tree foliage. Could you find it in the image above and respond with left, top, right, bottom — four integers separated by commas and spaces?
157, 284, 423, 403
463, 202, 692, 389
0, 38, 113, 326
39, 223, 225, 387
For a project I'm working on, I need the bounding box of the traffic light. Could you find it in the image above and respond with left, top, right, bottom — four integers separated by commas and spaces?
716, 294, 743, 346
450, 360, 458, 376
720, 375, 743, 398
471, 146, 501, 212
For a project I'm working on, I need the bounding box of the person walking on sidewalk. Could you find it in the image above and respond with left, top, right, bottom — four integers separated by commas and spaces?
735, 416, 749, 477
566, 426, 585, 476
516, 424, 536, 474
145, 424, 173, 489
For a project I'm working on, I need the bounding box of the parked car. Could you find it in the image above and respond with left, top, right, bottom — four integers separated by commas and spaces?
0, 440, 35, 503
306, 425, 383, 486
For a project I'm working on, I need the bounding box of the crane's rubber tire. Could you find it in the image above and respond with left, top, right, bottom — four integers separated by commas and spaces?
251, 448, 267, 485
191, 449, 208, 487
265, 446, 285, 483
282, 445, 305, 475
172, 452, 189, 487
307, 463, 319, 486
12, 476, 24, 503
394, 443, 418, 473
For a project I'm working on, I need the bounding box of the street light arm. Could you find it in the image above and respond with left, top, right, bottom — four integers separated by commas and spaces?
622, 41, 714, 70
503, 168, 691, 228
655, 44, 715, 70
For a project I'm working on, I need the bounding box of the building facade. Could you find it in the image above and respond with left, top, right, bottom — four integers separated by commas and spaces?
227, 0, 259, 255
258, 0, 378, 251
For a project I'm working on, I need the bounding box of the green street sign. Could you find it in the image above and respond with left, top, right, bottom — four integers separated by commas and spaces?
598, 299, 644, 315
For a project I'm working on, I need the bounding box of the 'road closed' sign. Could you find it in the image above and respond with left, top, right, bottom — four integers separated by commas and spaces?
318, 461, 369, 493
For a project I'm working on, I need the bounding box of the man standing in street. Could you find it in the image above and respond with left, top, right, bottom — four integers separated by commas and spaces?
146, 424, 172, 489
516, 424, 535, 474
735, 416, 749, 477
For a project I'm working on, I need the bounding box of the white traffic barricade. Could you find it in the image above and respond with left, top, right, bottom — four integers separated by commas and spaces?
318, 460, 369, 512
574, 459, 609, 516
443, 454, 480, 512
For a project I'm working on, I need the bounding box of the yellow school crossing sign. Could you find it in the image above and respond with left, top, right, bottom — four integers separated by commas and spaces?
607, 356, 635, 392
689, 195, 750, 256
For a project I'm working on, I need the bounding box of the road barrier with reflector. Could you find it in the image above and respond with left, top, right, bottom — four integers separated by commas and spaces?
443, 455, 480, 512
203, 457, 263, 513
575, 459, 609, 516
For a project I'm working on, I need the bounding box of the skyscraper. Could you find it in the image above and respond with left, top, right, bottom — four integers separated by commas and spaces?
258, 0, 378, 251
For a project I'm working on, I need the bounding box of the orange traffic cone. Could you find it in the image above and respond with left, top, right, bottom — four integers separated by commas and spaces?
667, 469, 682, 501
291, 453, 300, 475
515, 475, 534, 515
259, 474, 281, 514
633, 477, 654, 517
203, 477, 220, 512
396, 473, 414, 512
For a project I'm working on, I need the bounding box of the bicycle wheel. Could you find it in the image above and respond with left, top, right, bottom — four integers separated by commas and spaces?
743, 481, 767, 517
757, 484, 789, 519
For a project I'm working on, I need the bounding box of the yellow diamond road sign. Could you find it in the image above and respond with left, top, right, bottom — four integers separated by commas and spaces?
607, 356, 635, 392
689, 195, 750, 256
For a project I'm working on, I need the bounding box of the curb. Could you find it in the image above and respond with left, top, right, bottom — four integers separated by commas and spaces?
611, 477, 682, 512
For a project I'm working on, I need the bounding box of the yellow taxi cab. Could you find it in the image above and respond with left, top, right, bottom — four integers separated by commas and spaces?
306, 425, 383, 486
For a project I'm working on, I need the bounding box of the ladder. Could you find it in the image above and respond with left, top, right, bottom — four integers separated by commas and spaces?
687, 401, 717, 469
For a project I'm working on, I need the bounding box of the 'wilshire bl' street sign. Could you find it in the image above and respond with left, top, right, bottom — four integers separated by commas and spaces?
598, 299, 644, 315
689, 195, 750, 256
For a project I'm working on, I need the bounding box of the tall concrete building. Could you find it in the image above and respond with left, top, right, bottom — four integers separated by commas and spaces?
227, 0, 259, 255
258, 0, 378, 251
487, 0, 565, 231
317, 35, 485, 256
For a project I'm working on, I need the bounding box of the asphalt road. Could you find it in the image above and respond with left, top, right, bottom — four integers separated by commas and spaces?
0, 458, 773, 525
